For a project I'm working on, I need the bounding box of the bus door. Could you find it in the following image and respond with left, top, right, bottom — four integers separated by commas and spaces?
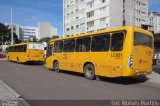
109, 32, 125, 77
53, 41, 65, 69
46, 43, 54, 69
132, 32, 153, 72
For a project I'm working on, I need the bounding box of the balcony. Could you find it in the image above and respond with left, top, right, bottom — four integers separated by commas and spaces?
64, 27, 86, 35
65, 8, 85, 20
65, 18, 85, 27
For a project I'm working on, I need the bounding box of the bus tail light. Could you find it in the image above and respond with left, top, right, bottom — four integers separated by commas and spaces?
128, 55, 133, 69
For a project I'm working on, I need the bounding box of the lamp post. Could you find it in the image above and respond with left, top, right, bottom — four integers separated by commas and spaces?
11, 8, 14, 45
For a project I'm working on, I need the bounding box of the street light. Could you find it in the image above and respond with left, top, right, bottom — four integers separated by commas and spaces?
11, 8, 13, 44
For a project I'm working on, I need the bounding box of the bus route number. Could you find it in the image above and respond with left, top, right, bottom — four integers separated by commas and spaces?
111, 53, 122, 59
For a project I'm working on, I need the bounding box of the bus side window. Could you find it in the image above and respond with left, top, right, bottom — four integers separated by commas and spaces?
111, 32, 125, 51
91, 34, 110, 52
63, 39, 75, 52
54, 41, 63, 53
76, 37, 91, 52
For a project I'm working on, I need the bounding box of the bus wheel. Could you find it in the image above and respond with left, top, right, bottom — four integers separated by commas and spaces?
54, 61, 60, 73
7, 56, 10, 61
84, 64, 95, 80
17, 57, 20, 64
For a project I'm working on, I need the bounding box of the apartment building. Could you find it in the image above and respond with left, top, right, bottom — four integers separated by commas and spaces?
63, 0, 86, 36
149, 11, 160, 34
123, 0, 148, 27
63, 0, 148, 36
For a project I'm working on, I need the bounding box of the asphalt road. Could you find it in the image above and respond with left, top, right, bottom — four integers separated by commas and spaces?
0, 61, 160, 105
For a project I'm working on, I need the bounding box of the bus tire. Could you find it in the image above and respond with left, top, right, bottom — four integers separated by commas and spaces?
17, 57, 20, 64
53, 61, 60, 73
7, 56, 10, 61
84, 64, 95, 80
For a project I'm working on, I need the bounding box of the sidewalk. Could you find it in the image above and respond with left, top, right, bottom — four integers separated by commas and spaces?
0, 80, 30, 106
0, 58, 6, 61
147, 63, 160, 84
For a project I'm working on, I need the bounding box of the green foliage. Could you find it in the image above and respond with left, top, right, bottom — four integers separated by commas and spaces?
29, 35, 37, 42
52, 36, 59, 39
38, 36, 59, 43
38, 37, 52, 43
0, 23, 21, 44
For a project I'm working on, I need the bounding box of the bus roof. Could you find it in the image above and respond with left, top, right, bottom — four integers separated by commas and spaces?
49, 26, 153, 43
8, 42, 42, 47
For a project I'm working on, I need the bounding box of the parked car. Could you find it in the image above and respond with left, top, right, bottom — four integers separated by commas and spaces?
0, 53, 6, 58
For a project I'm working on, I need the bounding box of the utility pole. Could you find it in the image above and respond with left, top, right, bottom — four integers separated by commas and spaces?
11, 8, 14, 44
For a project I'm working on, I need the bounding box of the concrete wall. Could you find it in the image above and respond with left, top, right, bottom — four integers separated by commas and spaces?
110, 0, 123, 28
38, 22, 51, 39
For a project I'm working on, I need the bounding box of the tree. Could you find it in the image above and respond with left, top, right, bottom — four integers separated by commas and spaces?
0, 23, 20, 44
29, 35, 37, 42
52, 36, 59, 39
38, 36, 59, 43
38, 37, 52, 43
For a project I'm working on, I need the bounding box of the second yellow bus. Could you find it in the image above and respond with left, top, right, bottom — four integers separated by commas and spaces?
6, 42, 45, 63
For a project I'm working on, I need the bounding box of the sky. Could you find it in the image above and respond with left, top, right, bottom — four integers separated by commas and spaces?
0, 0, 160, 37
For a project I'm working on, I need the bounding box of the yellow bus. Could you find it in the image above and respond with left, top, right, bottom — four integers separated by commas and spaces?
46, 26, 154, 79
6, 42, 45, 63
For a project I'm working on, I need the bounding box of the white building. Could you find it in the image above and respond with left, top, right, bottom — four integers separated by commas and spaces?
5, 22, 58, 41
38, 22, 58, 39
19, 26, 38, 41
149, 11, 160, 34
63, 0, 148, 36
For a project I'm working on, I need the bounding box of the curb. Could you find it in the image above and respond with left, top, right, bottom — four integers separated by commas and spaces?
0, 80, 30, 106
146, 72, 160, 85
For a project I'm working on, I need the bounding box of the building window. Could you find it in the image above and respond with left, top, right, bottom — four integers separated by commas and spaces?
87, 21, 94, 28
71, 26, 74, 30
87, 1, 94, 8
100, 18, 106, 25
80, 23, 85, 28
70, 1, 74, 5
76, 25, 79, 29
76, 0, 79, 3
75, 8, 79, 12
100, 6, 106, 13
76, 16, 79, 20
87, 11, 94, 18
66, 28, 70, 31
100, 0, 106, 3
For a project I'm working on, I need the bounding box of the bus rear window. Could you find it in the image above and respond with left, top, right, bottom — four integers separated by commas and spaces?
134, 32, 152, 48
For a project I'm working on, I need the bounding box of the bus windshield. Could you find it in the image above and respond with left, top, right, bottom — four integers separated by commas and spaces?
134, 32, 152, 48
28, 44, 44, 50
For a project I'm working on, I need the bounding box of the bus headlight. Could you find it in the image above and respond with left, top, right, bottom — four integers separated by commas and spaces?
128, 55, 133, 69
